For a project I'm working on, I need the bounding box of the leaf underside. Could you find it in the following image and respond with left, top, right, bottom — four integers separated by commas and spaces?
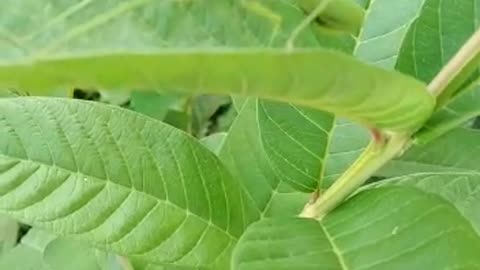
232, 186, 480, 270
256, 0, 432, 193
379, 128, 480, 178
0, 0, 432, 133
396, 0, 480, 100
0, 2, 469, 270
0, 97, 260, 269
257, 100, 334, 192
415, 82, 480, 143
376, 173, 480, 235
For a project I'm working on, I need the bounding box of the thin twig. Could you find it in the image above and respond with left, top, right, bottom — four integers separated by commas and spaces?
427, 28, 480, 96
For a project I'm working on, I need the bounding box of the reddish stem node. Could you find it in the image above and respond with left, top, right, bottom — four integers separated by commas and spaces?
370, 129, 384, 143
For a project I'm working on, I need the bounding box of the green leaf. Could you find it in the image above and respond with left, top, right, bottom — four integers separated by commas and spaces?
355, 0, 426, 69
0, 229, 55, 270
0, 97, 259, 269
44, 238, 111, 270
215, 106, 237, 134
374, 172, 480, 234
396, 0, 480, 98
138, 263, 204, 270
218, 98, 310, 218
218, 99, 281, 215
354, 0, 370, 9
258, 100, 334, 192
434, 40, 480, 107
0, 228, 122, 270
163, 110, 191, 132
97, 91, 131, 107
232, 186, 480, 270
319, 0, 425, 185
415, 81, 480, 143
260, 182, 310, 217
192, 95, 230, 137
0, 89, 25, 98
199, 133, 227, 155
231, 96, 248, 112
0, 0, 433, 133
0, 1, 316, 51
256, 0, 423, 192
379, 128, 480, 177
297, 0, 364, 35
322, 119, 370, 187
20, 229, 57, 251
0, 245, 49, 270
0, 215, 18, 255
253, 0, 357, 193
129, 91, 185, 122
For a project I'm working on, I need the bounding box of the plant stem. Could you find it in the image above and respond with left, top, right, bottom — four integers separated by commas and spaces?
300, 20, 480, 221
300, 133, 409, 219
428, 28, 480, 100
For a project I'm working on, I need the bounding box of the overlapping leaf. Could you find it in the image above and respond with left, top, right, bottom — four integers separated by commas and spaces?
396, 0, 480, 101
0, 243, 50, 270
318, 0, 428, 187
415, 82, 480, 143
322, 119, 370, 188
218, 99, 285, 215
0, 0, 355, 57
0, 1, 433, 132
129, 91, 185, 122
355, 0, 426, 69
232, 186, 480, 270
260, 182, 310, 217
0, 2, 458, 270
217, 98, 310, 217
379, 128, 480, 177
297, 0, 364, 35
192, 95, 232, 138
254, 0, 354, 193
375, 173, 480, 234
374, 126, 480, 235
0, 98, 259, 269
0, 229, 55, 270
44, 238, 123, 270
200, 133, 227, 155
257, 100, 334, 192
0, 215, 17, 255
256, 0, 427, 192
0, 228, 122, 270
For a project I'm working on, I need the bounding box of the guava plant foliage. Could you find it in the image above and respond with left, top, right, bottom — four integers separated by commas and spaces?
1, 0, 480, 270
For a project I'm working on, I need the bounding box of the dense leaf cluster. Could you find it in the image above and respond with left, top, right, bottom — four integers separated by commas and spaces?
1, 0, 480, 269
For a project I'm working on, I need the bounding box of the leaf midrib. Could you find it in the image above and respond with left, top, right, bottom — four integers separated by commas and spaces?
39, 0, 154, 55
0, 153, 238, 241
318, 222, 350, 270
